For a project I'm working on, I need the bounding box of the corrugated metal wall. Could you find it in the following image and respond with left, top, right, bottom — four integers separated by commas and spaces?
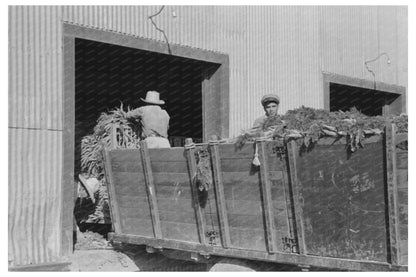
8, 6, 63, 267
8, 5, 407, 267
8, 129, 62, 266
60, 5, 407, 135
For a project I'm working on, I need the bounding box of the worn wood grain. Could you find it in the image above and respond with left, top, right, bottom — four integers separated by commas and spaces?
150, 161, 188, 173
118, 217, 154, 237
396, 169, 407, 189
140, 142, 163, 239
258, 141, 279, 253
160, 221, 199, 243
110, 233, 407, 271
148, 148, 187, 162
217, 143, 256, 159
385, 123, 400, 265
229, 227, 267, 252
110, 149, 141, 163
185, 146, 208, 245
159, 210, 198, 225
396, 152, 407, 169
287, 141, 306, 255
220, 158, 284, 172
154, 184, 192, 199
210, 144, 232, 248
102, 148, 122, 233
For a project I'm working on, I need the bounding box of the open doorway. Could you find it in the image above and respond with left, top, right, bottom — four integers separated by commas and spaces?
329, 83, 401, 116
323, 72, 406, 116
74, 38, 221, 173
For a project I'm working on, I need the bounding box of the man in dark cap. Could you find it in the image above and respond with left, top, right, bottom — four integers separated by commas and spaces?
253, 94, 284, 130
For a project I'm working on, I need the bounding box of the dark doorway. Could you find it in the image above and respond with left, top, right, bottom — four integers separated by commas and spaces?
329, 83, 402, 116
74, 38, 220, 173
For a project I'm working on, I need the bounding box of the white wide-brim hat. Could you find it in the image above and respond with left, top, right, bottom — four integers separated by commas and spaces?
78, 174, 99, 203
141, 90, 165, 105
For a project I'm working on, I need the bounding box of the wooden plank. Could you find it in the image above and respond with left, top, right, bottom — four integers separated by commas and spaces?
112, 172, 146, 194
385, 123, 400, 265
258, 141, 278, 253
152, 172, 191, 183
221, 158, 284, 172
229, 227, 267, 252
110, 233, 407, 271
185, 145, 207, 246
150, 161, 188, 173
210, 144, 232, 248
277, 151, 298, 252
396, 169, 407, 189
118, 217, 154, 237
148, 148, 187, 162
395, 133, 408, 145
154, 184, 193, 199
139, 141, 163, 239
110, 149, 142, 163
287, 141, 306, 255
61, 35, 76, 258
102, 148, 122, 233
160, 221, 200, 243
159, 210, 199, 225
111, 161, 142, 173
396, 152, 407, 169
217, 143, 256, 159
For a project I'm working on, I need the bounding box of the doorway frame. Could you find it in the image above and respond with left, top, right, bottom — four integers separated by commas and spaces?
62, 23, 229, 256
322, 72, 406, 115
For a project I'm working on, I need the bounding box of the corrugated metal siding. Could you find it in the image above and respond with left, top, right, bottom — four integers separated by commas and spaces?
9, 6, 63, 130
8, 128, 62, 266
61, 5, 406, 136
8, 5, 407, 267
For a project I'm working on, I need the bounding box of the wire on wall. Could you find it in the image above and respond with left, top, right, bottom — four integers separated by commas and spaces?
364, 52, 391, 90
148, 6, 172, 55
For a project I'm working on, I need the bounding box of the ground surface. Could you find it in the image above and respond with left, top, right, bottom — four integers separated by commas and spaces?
69, 229, 209, 271
68, 228, 307, 271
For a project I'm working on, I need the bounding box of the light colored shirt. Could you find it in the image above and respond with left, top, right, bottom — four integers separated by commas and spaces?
253, 114, 286, 130
253, 115, 269, 130
127, 105, 170, 138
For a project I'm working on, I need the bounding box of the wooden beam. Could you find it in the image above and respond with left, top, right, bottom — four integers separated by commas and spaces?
286, 141, 307, 255
184, 144, 207, 246
209, 143, 231, 248
139, 141, 163, 239
384, 123, 400, 265
102, 148, 122, 234
109, 233, 407, 272
258, 141, 278, 253
61, 35, 76, 258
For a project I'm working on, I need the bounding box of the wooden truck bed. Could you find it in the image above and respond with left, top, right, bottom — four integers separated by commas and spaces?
103, 127, 407, 271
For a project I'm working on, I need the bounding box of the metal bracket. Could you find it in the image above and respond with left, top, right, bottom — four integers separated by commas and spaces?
206, 230, 219, 246
272, 146, 287, 160
282, 236, 298, 253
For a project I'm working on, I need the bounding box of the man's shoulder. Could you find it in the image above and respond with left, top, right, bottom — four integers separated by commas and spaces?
254, 115, 268, 124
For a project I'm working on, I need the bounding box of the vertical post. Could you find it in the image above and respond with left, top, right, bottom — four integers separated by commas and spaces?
184, 138, 207, 246
286, 141, 307, 255
101, 148, 122, 234
111, 123, 117, 149
209, 142, 231, 248
258, 141, 278, 253
139, 141, 162, 239
385, 123, 400, 265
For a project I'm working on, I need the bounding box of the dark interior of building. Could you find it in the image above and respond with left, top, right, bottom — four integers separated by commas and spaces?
75, 38, 218, 173
330, 83, 400, 116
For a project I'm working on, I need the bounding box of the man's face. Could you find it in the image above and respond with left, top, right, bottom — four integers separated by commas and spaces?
264, 102, 279, 116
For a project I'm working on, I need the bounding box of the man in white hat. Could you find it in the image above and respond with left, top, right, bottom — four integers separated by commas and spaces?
126, 91, 171, 148
252, 94, 285, 130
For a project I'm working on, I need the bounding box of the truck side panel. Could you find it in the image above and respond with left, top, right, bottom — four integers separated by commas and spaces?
289, 138, 388, 262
